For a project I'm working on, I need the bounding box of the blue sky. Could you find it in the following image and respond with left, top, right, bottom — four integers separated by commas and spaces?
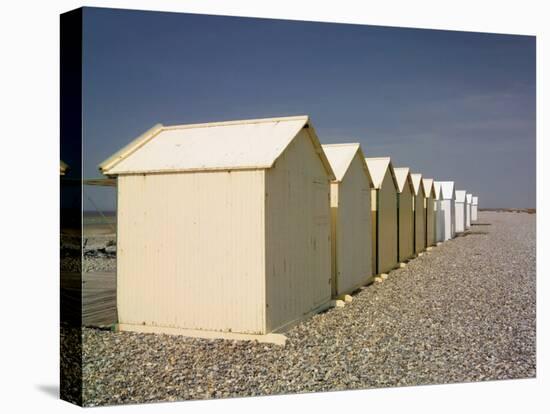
82, 7, 535, 210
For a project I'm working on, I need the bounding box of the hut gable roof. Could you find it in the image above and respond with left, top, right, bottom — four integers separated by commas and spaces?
322, 143, 372, 185
99, 115, 335, 179
436, 181, 455, 200
393, 167, 414, 193
455, 190, 467, 203
472, 196, 478, 205
466, 193, 473, 203
422, 178, 436, 198
410, 173, 425, 197
433, 181, 444, 200
365, 157, 398, 190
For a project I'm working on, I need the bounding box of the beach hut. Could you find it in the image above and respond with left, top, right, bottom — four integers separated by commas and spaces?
411, 173, 426, 254
434, 182, 445, 243
455, 190, 467, 234
422, 178, 436, 247
322, 143, 374, 297
99, 115, 335, 343
436, 181, 456, 240
365, 157, 399, 275
60, 160, 69, 176
466, 193, 473, 229
394, 168, 415, 263
472, 196, 479, 222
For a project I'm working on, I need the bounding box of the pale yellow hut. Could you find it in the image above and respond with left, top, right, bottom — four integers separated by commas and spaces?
434, 182, 445, 243
422, 178, 436, 247
394, 167, 415, 263
365, 157, 399, 275
322, 143, 374, 296
411, 173, 426, 254
99, 115, 335, 343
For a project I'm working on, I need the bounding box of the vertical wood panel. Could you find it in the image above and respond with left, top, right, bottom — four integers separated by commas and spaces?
455, 201, 466, 233
398, 185, 414, 261
426, 195, 436, 246
117, 170, 266, 334
441, 199, 455, 240
331, 153, 373, 296
378, 170, 398, 273
370, 189, 377, 275
414, 192, 426, 253
472, 204, 478, 221
265, 129, 331, 332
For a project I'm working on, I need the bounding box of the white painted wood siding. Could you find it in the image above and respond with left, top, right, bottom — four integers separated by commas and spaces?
264, 129, 332, 332
370, 189, 378, 276
466, 203, 471, 228
398, 185, 414, 262
377, 169, 398, 274
117, 170, 266, 334
330, 152, 373, 296
426, 194, 436, 246
435, 199, 445, 242
455, 201, 466, 233
414, 192, 426, 254
441, 199, 455, 240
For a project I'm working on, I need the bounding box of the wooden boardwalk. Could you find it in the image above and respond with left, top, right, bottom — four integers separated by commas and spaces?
61, 271, 117, 327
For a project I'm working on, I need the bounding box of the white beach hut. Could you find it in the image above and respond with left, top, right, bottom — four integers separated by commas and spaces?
422, 178, 436, 247
454, 190, 467, 234
411, 173, 426, 254
436, 181, 456, 240
434, 182, 445, 243
365, 157, 399, 275
322, 143, 374, 297
472, 196, 479, 222
466, 193, 473, 229
99, 115, 335, 343
394, 168, 415, 263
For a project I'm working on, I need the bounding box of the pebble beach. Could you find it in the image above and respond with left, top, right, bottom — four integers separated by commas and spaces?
80, 211, 536, 406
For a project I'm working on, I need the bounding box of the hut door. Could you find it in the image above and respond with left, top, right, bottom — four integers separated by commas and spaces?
312, 179, 331, 308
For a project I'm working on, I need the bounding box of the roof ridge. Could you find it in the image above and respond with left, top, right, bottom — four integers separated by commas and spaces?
321, 142, 360, 147
162, 115, 309, 131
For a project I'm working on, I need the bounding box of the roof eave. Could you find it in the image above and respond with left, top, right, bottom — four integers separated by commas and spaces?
102, 165, 272, 176
386, 161, 399, 191
356, 147, 374, 188
99, 123, 164, 175
274, 118, 336, 181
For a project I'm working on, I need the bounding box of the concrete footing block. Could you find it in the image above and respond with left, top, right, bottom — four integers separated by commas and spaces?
117, 323, 288, 346
336, 294, 353, 303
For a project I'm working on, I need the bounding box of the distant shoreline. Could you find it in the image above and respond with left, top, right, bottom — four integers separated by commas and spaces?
84, 211, 116, 216
479, 208, 536, 214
